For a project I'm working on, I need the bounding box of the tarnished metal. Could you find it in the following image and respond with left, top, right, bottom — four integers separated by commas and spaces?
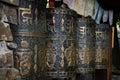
10, 0, 36, 79
95, 23, 110, 69
45, 8, 77, 79
18, 1, 32, 26
10, 0, 47, 79
79, 73, 93, 80
10, 23, 38, 79
76, 18, 95, 74
26, 0, 47, 79
1, 0, 19, 6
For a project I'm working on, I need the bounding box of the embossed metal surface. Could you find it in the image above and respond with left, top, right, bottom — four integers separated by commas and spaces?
76, 18, 95, 73
10, 0, 47, 79
45, 8, 77, 79
30, 0, 47, 79
10, 0, 36, 79
10, 24, 38, 79
18, 0, 32, 26
95, 23, 110, 69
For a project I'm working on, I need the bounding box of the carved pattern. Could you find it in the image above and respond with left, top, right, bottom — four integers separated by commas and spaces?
15, 40, 32, 76
95, 24, 110, 69
45, 8, 77, 78
18, 5, 32, 25
76, 18, 95, 73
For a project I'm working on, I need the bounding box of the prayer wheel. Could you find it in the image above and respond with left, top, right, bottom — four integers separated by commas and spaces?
76, 17, 95, 80
45, 8, 77, 79
10, 25, 37, 80
95, 23, 110, 69
11, 0, 44, 80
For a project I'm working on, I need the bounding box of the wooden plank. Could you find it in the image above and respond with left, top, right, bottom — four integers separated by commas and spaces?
112, 27, 115, 48
107, 26, 112, 80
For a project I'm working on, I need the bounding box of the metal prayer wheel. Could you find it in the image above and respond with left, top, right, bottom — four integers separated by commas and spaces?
45, 8, 77, 79
10, 24, 38, 79
95, 23, 110, 69
10, 0, 37, 79
76, 18, 95, 74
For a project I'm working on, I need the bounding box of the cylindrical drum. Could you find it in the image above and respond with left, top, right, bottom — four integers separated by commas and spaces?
76, 18, 95, 74
95, 23, 110, 69
11, 0, 36, 80
10, 0, 37, 80
45, 8, 77, 79
10, 26, 37, 80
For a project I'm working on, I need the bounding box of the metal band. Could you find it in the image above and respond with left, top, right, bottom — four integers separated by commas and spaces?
47, 8, 77, 17
95, 64, 108, 69
13, 31, 46, 38
45, 71, 74, 78
76, 68, 94, 73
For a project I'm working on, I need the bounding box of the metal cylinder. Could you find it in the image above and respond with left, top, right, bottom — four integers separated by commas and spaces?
10, 0, 36, 80
95, 23, 110, 69
45, 8, 77, 79
10, 25, 37, 80
76, 17, 95, 74
11, 0, 45, 80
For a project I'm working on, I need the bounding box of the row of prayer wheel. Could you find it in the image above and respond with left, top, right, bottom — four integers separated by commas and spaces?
9, 3, 111, 80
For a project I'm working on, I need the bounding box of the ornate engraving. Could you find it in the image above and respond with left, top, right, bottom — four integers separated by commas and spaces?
61, 18, 65, 32
76, 18, 95, 73
16, 41, 32, 76
60, 44, 65, 68
46, 40, 56, 70
34, 45, 38, 73
45, 8, 77, 78
95, 24, 110, 69
19, 5, 32, 25
38, 47, 47, 72
10, 1, 47, 79
64, 42, 76, 66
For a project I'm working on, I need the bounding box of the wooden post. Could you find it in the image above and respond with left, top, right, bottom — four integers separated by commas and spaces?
107, 26, 113, 80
